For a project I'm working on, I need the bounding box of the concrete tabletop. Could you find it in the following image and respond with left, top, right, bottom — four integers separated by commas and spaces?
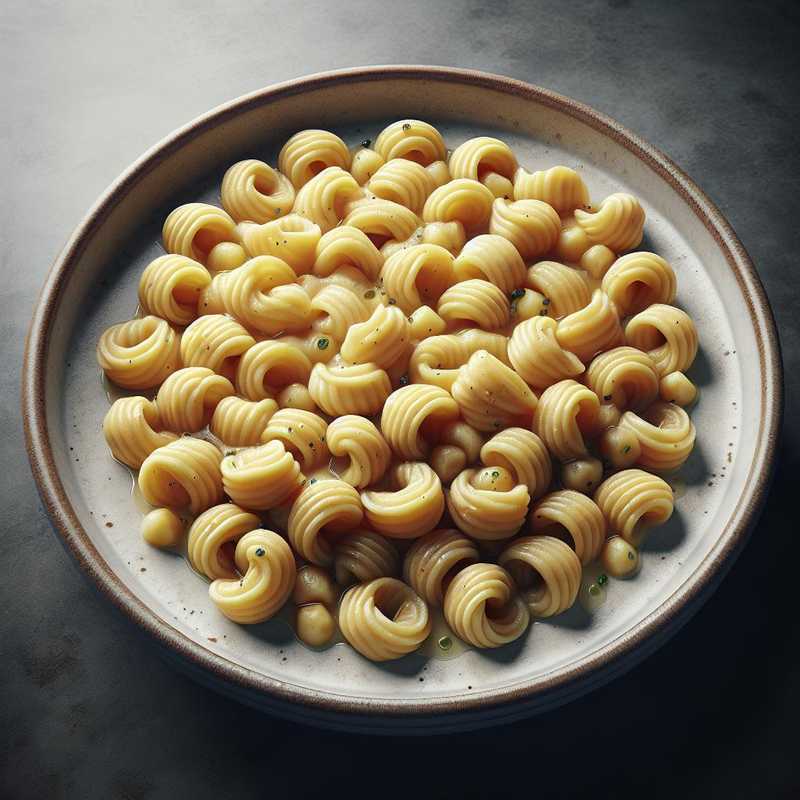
1, 1, 797, 797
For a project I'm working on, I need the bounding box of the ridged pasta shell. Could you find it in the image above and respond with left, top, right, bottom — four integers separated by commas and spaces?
380, 243, 455, 315
309, 284, 372, 342
422, 178, 495, 228
221, 440, 303, 510
489, 198, 560, 259
278, 129, 351, 189
333, 530, 399, 586
368, 158, 437, 214
238, 215, 321, 275
342, 198, 421, 243
235, 340, 313, 401
293, 166, 362, 233
574, 192, 645, 252
221, 159, 295, 223
602, 252, 677, 316
556, 289, 623, 362
449, 136, 517, 181
210, 396, 278, 447
533, 379, 600, 461
529, 490, 606, 565
308, 360, 391, 416
625, 303, 699, 375
261, 408, 329, 471
162, 203, 238, 264
526, 261, 590, 318
155, 367, 234, 432
327, 415, 392, 488
452, 233, 527, 294
508, 316, 585, 390
374, 120, 447, 165
187, 502, 261, 579
619, 401, 696, 472
437, 279, 510, 330
480, 428, 552, 500
138, 254, 211, 326
313, 225, 383, 281
585, 346, 659, 410
512, 165, 590, 213
180, 315, 255, 379
340, 304, 411, 368
102, 396, 177, 469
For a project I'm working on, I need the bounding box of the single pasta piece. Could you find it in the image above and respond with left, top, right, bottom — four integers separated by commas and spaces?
308, 359, 391, 416
619, 401, 696, 471
498, 536, 582, 617
350, 146, 385, 184
529, 490, 606, 565
560, 457, 604, 494
443, 563, 530, 647
293, 565, 338, 606
585, 346, 660, 410
139, 437, 223, 514
221, 440, 304, 510
274, 383, 315, 413
580, 244, 616, 280
180, 315, 255, 379
368, 158, 437, 214
207, 242, 248, 273
313, 225, 383, 281
601, 536, 640, 578
489, 198, 561, 260
162, 203, 238, 264
293, 166, 362, 233
437, 279, 510, 330
187, 502, 261, 579
453, 233, 527, 293
449, 136, 517, 181
374, 119, 447, 165
339, 577, 431, 661
408, 305, 447, 340
512, 165, 590, 214
659, 371, 698, 406
333, 529, 399, 585
209, 529, 295, 624
451, 350, 538, 432
327, 415, 391, 488
278, 129, 351, 189
138, 254, 211, 326
526, 261, 590, 318
599, 425, 641, 469
221, 159, 295, 223
480, 428, 552, 500
422, 178, 495, 229
511, 289, 549, 321
533, 379, 600, 461
447, 467, 530, 540
261, 408, 329, 471
380, 243, 454, 315
440, 420, 484, 463
277, 330, 339, 364
287, 479, 363, 566
342, 198, 420, 245
625, 304, 699, 375
102, 397, 176, 469
601, 252, 677, 316
97, 316, 180, 390
403, 528, 480, 607
237, 215, 321, 275
361, 462, 445, 538
309, 284, 372, 343
421, 221, 466, 255
210, 396, 277, 447
141, 507, 184, 549
554, 224, 591, 263
594, 468, 674, 545
296, 604, 336, 647
556, 289, 623, 362
380, 383, 459, 459
235, 340, 313, 401
155, 367, 234, 433
340, 304, 411, 368
574, 192, 645, 252
426, 160, 451, 187
508, 316, 584, 390
430, 445, 467, 484
482, 172, 514, 199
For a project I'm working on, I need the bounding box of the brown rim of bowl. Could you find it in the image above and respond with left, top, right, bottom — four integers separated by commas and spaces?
22, 66, 783, 720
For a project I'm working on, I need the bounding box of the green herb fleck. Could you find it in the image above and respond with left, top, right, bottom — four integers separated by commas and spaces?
255, 547, 266, 557
308, 477, 317, 485
360, 138, 371, 148
364, 289, 375, 299
317, 337, 330, 350
491, 471, 500, 478
597, 574, 608, 586
542, 297, 550, 306
622, 445, 631, 454
589, 583, 601, 597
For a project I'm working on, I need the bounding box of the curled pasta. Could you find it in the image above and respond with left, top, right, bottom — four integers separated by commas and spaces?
287, 479, 363, 565
340, 304, 411, 368
209, 529, 295, 623
368, 158, 436, 214
327, 415, 391, 488
138, 437, 223, 514
155, 366, 233, 433
261, 408, 329, 471
449, 136, 517, 182
138, 254, 211, 326
162, 203, 238, 264
426, 160, 451, 187
310, 284, 372, 342
238, 215, 321, 275
512, 165, 590, 214
206, 242, 248, 273
350, 146, 385, 185
533, 379, 599, 461
308, 360, 391, 416
619, 401, 696, 471
437, 279, 510, 330
97, 316, 180, 390
625, 304, 699, 375
498, 536, 581, 617
342, 198, 420, 244
187, 503, 261, 579
480, 428, 552, 500
102, 397, 177, 469
443, 563, 529, 647
403, 528, 480, 606
508, 316, 584, 390
235, 340, 313, 401
422, 178, 495, 229
408, 304, 447, 341
489, 198, 560, 259
278, 129, 351, 189
221, 159, 295, 223
313, 225, 383, 281
380, 243, 454, 314
180, 315, 255, 379
451, 350, 538, 432
210, 396, 277, 446
380, 384, 459, 459
556, 289, 623, 362
277, 330, 339, 364
594, 468, 674, 545
221, 440, 303, 510
339, 577, 431, 661
526, 261, 590, 318
601, 252, 677, 316
333, 530, 399, 585
374, 119, 447, 165
421, 221, 466, 255
585, 346, 659, 410
574, 192, 645, 252
580, 244, 617, 280
529, 490, 606, 565
361, 462, 444, 538
293, 166, 362, 233
452, 233, 527, 294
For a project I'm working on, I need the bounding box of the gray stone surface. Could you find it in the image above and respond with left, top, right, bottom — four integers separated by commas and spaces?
1, 0, 797, 797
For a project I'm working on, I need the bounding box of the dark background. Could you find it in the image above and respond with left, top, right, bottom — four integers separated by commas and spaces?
1, 1, 798, 797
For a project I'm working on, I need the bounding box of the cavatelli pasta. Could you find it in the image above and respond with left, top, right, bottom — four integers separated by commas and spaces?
309, 284, 371, 342
368, 158, 437, 214
237, 215, 321, 275
585, 346, 659, 410
480, 428, 552, 500
625, 304, 699, 375
339, 577, 431, 661
508, 316, 584, 390
102, 396, 177, 469
180, 315, 255, 379
340, 304, 411, 368
449, 136, 517, 182
278, 129, 351, 189
261, 408, 329, 471
452, 233, 527, 294
97, 316, 180, 390
187, 503, 261, 579
529, 490, 606, 565
526, 261, 590, 318
221, 440, 303, 510
422, 178, 495, 229
443, 563, 529, 647
512, 165, 590, 213
380, 243, 454, 314
210, 396, 277, 446
489, 198, 560, 259
138, 437, 223, 514
342, 198, 420, 244
209, 529, 295, 623
374, 119, 447, 165
327, 415, 392, 488
308, 359, 391, 416
313, 225, 383, 281
533, 379, 599, 461
155, 367, 234, 433
601, 252, 677, 316
138, 254, 211, 326
162, 203, 238, 264
221, 159, 295, 223
437, 279, 510, 330
235, 340, 313, 401
498, 535, 581, 617
574, 192, 645, 252
421, 221, 466, 255
333, 530, 399, 585
350, 146, 385, 185
619, 401, 696, 471
293, 166, 362, 233
556, 289, 623, 362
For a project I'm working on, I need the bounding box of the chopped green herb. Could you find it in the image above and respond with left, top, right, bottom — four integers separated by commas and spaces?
360, 138, 371, 148
597, 574, 608, 586
491, 471, 500, 478
308, 477, 317, 485
317, 337, 330, 350
255, 547, 266, 557
622, 445, 631, 454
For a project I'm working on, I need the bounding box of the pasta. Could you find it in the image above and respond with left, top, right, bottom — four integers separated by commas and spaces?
480, 428, 552, 500
350, 146, 385, 185
155, 367, 233, 433
261, 408, 329, 471
368, 158, 436, 214
221, 440, 303, 510
508, 316, 584, 390
278, 129, 351, 189
293, 166, 361, 233
659, 371, 697, 406
333, 530, 399, 586
489, 198, 561, 259
309, 284, 371, 343
141, 507, 184, 549
408, 304, 447, 340
103, 396, 177, 469
574, 192, 645, 252
221, 159, 295, 223
512, 165, 590, 213
238, 215, 321, 275
342, 198, 420, 245
625, 304, 699, 375
533, 379, 600, 462
206, 241, 248, 273
452, 233, 527, 293
439, 420, 484, 464
529, 490, 606, 565
429, 445, 468, 484
210, 396, 277, 447
188, 503, 261, 579
426, 160, 451, 187
313, 225, 383, 281
556, 289, 623, 363
526, 260, 590, 318
380, 243, 454, 314
327, 414, 392, 488
180, 314, 255, 379
374, 119, 447, 165
276, 383, 317, 412
437, 279, 510, 330
138, 254, 211, 326
235, 340, 313, 401
601, 252, 677, 316
308, 359, 391, 416
162, 203, 238, 264
619, 401, 696, 471
585, 346, 659, 410
579, 244, 616, 280
340, 304, 410, 367
423, 178, 495, 228
421, 221, 466, 255
449, 136, 517, 182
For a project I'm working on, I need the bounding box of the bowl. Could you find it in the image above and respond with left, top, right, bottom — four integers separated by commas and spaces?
22, 66, 782, 733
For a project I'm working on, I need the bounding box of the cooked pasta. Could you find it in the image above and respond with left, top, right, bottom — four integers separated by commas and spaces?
422, 178, 495, 229
408, 305, 447, 340
601, 536, 640, 578
421, 221, 466, 255
293, 166, 362, 233
327, 415, 391, 488
221, 440, 303, 510
489, 198, 561, 259
601, 252, 677, 316
162, 203, 238, 264
374, 119, 447, 165
342, 198, 420, 244
560, 456, 604, 494
625, 304, 699, 376
333, 530, 399, 586
508, 316, 584, 390
529, 490, 606, 565
533, 379, 600, 461
429, 445, 468, 484
482, 171, 514, 199
426, 159, 451, 187
210, 396, 277, 447
138, 254, 211, 326
180, 314, 255, 379
278, 129, 351, 189
440, 420, 484, 464
141, 507, 184, 549
292, 565, 338, 607
261, 408, 329, 471
155, 367, 233, 433
437, 279, 510, 330
368, 158, 437, 214
103, 396, 177, 469
511, 288, 548, 322
480, 428, 552, 500
187, 503, 261, 579
619, 401, 696, 471
452, 233, 526, 293
276, 383, 318, 412
574, 192, 645, 252
512, 165, 590, 213
234, 340, 312, 401
206, 241, 248, 273
313, 225, 383, 281
309, 284, 371, 342
449, 136, 517, 182
556, 289, 623, 362
308, 359, 391, 416
237, 215, 321, 275
340, 304, 410, 367
526, 261, 590, 318
585, 346, 659, 410
579, 244, 616, 280
380, 243, 454, 314
350, 146, 385, 185
659, 371, 697, 406
221, 159, 295, 223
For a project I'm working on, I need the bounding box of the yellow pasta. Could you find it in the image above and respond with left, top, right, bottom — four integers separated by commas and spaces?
533, 379, 600, 461
277, 330, 339, 365
333, 530, 399, 586
155, 367, 234, 433
421, 221, 466, 255
556, 289, 623, 362
443, 563, 529, 647
489, 198, 561, 260
574, 192, 645, 252
293, 166, 362, 233
309, 284, 372, 342
511, 289, 548, 322
340, 304, 411, 368
529, 490, 606, 565
278, 129, 351, 189
408, 304, 447, 341
209, 529, 295, 624
380, 243, 454, 315
221, 440, 303, 510
221, 159, 295, 223
526, 261, 590, 318
261, 408, 329, 471
187, 502, 261, 579
180, 315, 255, 379
452, 233, 527, 294
429, 445, 468, 484
237, 215, 321, 275
209, 396, 277, 447
426, 159, 451, 187
350, 146, 385, 185
482, 171, 514, 199
619, 401, 696, 471
342, 198, 420, 244
449, 136, 517, 182
339, 577, 431, 661
439, 420, 484, 463
141, 507, 184, 549
480, 428, 552, 500
102, 396, 177, 469
162, 203, 238, 264
625, 304, 699, 375
368, 158, 437, 214
138, 254, 211, 326
659, 371, 697, 406
374, 119, 447, 165
580, 244, 617, 280
508, 316, 584, 390
308, 359, 391, 416
276, 382, 318, 413
512, 165, 590, 214
437, 279, 510, 330
206, 241, 248, 273
97, 316, 180, 390
235, 340, 313, 401
601, 252, 677, 316
422, 178, 495, 229
327, 415, 392, 488
313, 225, 383, 281
585, 346, 659, 410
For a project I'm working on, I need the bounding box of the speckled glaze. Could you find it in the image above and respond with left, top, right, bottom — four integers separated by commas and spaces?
22, 67, 782, 733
